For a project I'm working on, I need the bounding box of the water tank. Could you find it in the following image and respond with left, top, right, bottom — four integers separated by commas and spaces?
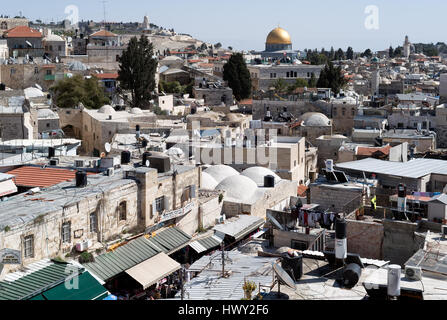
343, 263, 362, 288
76, 171, 88, 188
149, 155, 171, 173
335, 218, 347, 239
121, 151, 131, 164
325, 159, 334, 172
0, 83, 6, 91
142, 152, 152, 167
281, 253, 303, 281
387, 264, 401, 297
48, 147, 55, 159
264, 175, 275, 188
397, 183, 407, 198
142, 139, 148, 148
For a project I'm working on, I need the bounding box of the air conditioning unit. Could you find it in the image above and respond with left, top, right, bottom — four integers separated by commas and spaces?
74, 160, 85, 168
50, 158, 59, 166
405, 266, 422, 281
76, 240, 92, 252
442, 225, 447, 239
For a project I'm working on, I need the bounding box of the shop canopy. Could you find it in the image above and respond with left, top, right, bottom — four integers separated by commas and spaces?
40, 271, 109, 300
125, 253, 181, 289
189, 233, 224, 254
213, 215, 265, 242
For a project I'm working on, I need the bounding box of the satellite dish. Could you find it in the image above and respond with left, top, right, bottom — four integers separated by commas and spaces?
273, 263, 296, 290
145, 160, 150, 167
105, 143, 111, 153
34, 84, 43, 91
100, 152, 106, 158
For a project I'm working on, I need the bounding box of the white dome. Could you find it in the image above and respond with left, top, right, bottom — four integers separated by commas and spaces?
301, 112, 331, 127
215, 175, 258, 203
201, 172, 218, 190
204, 165, 239, 184
24, 87, 44, 99
130, 107, 143, 114
98, 105, 116, 114
241, 167, 281, 187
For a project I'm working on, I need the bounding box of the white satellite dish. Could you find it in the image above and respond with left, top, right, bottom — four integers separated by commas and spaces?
34, 84, 43, 91
273, 263, 296, 290
145, 160, 150, 167
105, 143, 112, 153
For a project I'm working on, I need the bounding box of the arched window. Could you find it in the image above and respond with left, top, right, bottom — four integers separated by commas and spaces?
0, 22, 7, 30
118, 201, 127, 221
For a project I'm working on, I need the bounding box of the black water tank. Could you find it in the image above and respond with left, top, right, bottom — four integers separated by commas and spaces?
149, 155, 171, 173
48, 147, 55, 159
281, 253, 303, 281
142, 139, 148, 148
335, 218, 347, 239
121, 151, 131, 164
136, 125, 141, 132
142, 152, 152, 167
191, 107, 197, 115
0, 83, 5, 91
49, 159, 58, 166
397, 183, 407, 198
76, 171, 88, 188
343, 263, 362, 288
264, 175, 275, 188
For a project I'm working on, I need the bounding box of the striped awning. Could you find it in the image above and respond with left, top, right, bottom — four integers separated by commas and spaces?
189, 233, 224, 254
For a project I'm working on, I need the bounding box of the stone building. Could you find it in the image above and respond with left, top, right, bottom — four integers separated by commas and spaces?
86, 30, 125, 70
42, 29, 68, 58
192, 81, 233, 106
4, 26, 43, 58
290, 112, 333, 145
332, 103, 358, 136
0, 39, 8, 61
0, 17, 28, 36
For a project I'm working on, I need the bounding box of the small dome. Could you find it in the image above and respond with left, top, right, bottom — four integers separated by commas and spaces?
215, 175, 258, 203
300, 112, 331, 127
241, 167, 282, 187
201, 172, 218, 190
204, 165, 239, 184
130, 107, 143, 114
266, 27, 292, 45
98, 105, 116, 114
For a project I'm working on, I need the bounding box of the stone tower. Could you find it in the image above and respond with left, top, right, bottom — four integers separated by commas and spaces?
403, 35, 411, 59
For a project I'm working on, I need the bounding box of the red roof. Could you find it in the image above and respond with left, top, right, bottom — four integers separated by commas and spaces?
239, 99, 253, 105
5, 26, 42, 38
90, 30, 118, 37
298, 185, 308, 197
94, 73, 119, 79
7, 166, 95, 188
356, 145, 391, 157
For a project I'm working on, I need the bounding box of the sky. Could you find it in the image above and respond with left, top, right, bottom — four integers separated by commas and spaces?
2, 0, 447, 52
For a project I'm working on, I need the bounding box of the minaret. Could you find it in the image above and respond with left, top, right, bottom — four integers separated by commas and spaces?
403, 35, 411, 59
371, 68, 380, 97
143, 15, 150, 30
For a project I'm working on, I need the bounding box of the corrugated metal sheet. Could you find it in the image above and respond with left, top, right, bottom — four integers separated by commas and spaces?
214, 216, 265, 241
0, 262, 82, 300
83, 237, 162, 282
336, 158, 447, 179
177, 251, 277, 300
189, 234, 223, 254
147, 227, 192, 254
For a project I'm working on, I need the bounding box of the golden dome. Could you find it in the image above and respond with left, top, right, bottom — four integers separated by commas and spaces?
266, 27, 292, 45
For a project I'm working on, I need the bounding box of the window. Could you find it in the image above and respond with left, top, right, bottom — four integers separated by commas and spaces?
155, 196, 165, 213
182, 185, 196, 203
24, 235, 34, 258
58, 46, 62, 51
0, 22, 7, 30
90, 212, 98, 233
46, 123, 50, 128
62, 222, 71, 243
342, 108, 346, 116
118, 201, 127, 221
10, 68, 16, 75
333, 108, 337, 116
34, 67, 39, 74
286, 72, 290, 78
46, 70, 52, 75
352, 109, 355, 116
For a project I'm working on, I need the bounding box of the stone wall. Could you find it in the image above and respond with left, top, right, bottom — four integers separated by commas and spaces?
309, 183, 363, 213
346, 219, 383, 259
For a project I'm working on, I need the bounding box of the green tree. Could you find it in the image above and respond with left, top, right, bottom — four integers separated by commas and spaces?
273, 78, 288, 93
214, 42, 222, 49
308, 72, 317, 88
361, 49, 373, 58
287, 78, 309, 93
118, 35, 158, 109
316, 61, 348, 94
389, 46, 394, 58
346, 47, 354, 60
394, 47, 402, 57
334, 48, 345, 60
223, 53, 251, 101
50, 75, 109, 109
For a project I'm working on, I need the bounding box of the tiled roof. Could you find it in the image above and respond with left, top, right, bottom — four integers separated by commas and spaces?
94, 73, 119, 79
6, 166, 95, 188
5, 26, 42, 38
356, 145, 391, 157
90, 30, 117, 37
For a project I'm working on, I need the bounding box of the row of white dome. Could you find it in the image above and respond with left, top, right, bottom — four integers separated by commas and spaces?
202, 165, 282, 203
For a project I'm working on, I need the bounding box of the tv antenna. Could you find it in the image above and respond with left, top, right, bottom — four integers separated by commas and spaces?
100, 0, 108, 27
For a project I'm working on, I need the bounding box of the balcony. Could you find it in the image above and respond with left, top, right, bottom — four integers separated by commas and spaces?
44, 74, 55, 81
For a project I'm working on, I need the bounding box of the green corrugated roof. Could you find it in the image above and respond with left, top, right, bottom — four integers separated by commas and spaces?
83, 236, 162, 281
42, 271, 108, 300
198, 236, 221, 251
147, 227, 192, 254
0, 263, 82, 301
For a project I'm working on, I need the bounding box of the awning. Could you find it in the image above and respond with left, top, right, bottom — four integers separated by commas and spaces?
125, 253, 181, 289
41, 272, 109, 300
0, 179, 17, 197
189, 233, 224, 254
